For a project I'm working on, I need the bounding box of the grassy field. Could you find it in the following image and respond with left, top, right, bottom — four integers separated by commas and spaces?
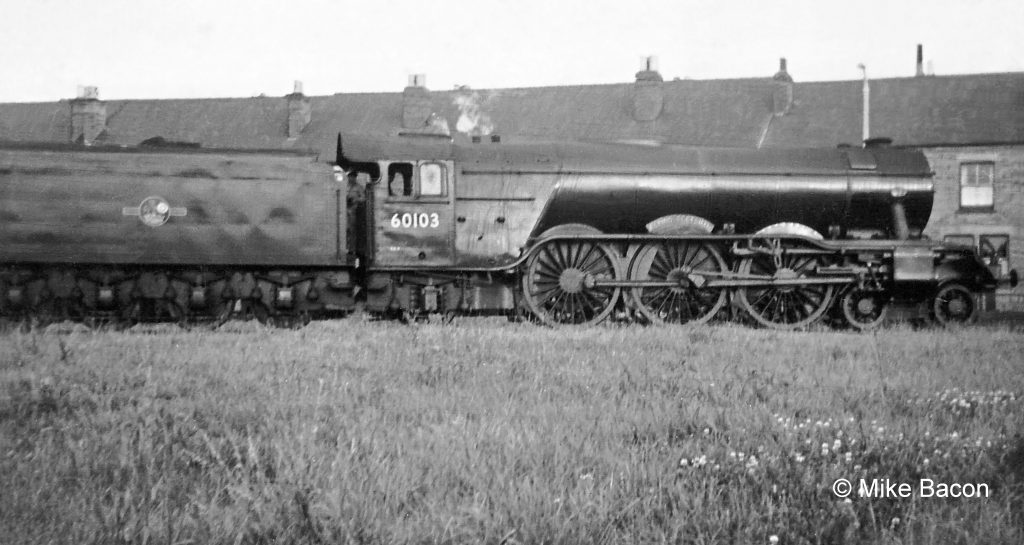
1, 317, 1023, 544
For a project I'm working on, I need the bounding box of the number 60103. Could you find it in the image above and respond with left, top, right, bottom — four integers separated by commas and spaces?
390, 212, 440, 229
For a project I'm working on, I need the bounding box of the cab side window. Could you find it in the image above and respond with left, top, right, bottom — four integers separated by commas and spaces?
419, 163, 445, 197
387, 163, 414, 197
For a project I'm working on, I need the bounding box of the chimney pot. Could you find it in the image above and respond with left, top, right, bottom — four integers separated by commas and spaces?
635, 55, 663, 83
408, 74, 426, 88
772, 57, 793, 83
915, 44, 924, 77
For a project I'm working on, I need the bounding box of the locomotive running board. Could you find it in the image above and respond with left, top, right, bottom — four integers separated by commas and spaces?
592, 277, 855, 289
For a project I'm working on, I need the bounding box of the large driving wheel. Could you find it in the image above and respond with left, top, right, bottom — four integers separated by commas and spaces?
737, 247, 834, 330
932, 283, 978, 325
521, 240, 621, 326
629, 241, 727, 325
840, 288, 889, 331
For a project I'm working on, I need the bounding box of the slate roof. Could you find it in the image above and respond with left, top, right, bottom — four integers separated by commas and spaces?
1, 72, 1022, 155
764, 73, 1024, 148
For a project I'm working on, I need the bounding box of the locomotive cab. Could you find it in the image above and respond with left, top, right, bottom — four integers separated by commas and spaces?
370, 159, 456, 268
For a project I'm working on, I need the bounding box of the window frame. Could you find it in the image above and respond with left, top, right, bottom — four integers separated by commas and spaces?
958, 161, 995, 212
382, 160, 449, 202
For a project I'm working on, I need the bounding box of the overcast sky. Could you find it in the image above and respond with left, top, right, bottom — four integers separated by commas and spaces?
1, 0, 1021, 103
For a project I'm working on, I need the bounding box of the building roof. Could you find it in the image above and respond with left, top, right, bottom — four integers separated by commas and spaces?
764, 73, 1024, 148
1, 71, 1022, 156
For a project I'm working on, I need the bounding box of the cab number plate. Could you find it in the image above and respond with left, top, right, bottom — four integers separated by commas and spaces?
391, 212, 440, 229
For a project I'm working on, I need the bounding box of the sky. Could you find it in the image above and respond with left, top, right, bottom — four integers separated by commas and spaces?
1, 0, 1022, 103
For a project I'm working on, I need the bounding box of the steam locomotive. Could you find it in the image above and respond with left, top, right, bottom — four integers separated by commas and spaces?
0, 135, 1015, 330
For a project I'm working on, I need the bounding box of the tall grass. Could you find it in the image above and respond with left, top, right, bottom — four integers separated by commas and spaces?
1, 319, 1022, 544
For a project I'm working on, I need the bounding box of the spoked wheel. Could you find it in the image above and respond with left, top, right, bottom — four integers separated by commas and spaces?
736, 248, 835, 330
840, 288, 889, 331
629, 241, 727, 325
932, 283, 978, 326
521, 240, 622, 326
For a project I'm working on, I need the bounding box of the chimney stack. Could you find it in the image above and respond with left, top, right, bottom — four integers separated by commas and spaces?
286, 80, 311, 138
402, 74, 433, 129
772, 57, 794, 116
915, 44, 924, 77
70, 86, 106, 145
632, 56, 664, 122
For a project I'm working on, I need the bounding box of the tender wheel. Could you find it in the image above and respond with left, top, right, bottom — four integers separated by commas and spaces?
521, 240, 621, 326
932, 283, 978, 325
736, 248, 834, 330
840, 288, 889, 330
629, 241, 727, 325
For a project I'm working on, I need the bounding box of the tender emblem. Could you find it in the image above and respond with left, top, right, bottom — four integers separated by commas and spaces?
121, 196, 187, 227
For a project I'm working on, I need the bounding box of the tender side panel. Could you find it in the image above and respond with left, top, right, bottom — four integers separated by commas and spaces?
0, 149, 342, 266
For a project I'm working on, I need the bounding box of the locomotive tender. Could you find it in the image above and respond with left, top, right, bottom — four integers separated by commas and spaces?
0, 135, 1013, 330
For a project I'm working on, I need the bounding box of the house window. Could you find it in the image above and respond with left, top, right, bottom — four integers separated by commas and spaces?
959, 162, 994, 210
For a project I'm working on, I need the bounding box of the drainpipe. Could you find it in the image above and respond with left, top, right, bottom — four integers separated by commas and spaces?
858, 64, 869, 143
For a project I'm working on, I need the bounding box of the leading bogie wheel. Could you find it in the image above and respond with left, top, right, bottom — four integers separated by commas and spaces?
521, 240, 622, 326
736, 246, 834, 330
932, 283, 978, 326
629, 241, 727, 325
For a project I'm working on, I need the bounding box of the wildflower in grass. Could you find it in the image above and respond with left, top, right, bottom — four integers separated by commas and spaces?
769, 535, 779, 544
923, 458, 930, 465
794, 453, 805, 463
844, 452, 853, 463
679, 458, 688, 467
833, 439, 842, 450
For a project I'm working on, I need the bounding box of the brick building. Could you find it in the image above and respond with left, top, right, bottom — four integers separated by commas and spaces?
2, 57, 1022, 307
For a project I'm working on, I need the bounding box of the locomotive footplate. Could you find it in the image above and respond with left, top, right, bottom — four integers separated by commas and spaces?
591, 275, 856, 289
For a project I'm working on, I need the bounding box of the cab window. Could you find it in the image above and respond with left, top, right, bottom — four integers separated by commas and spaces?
387, 163, 414, 197
419, 163, 445, 197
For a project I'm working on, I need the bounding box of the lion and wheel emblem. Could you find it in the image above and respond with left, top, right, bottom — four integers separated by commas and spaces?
121, 196, 187, 227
